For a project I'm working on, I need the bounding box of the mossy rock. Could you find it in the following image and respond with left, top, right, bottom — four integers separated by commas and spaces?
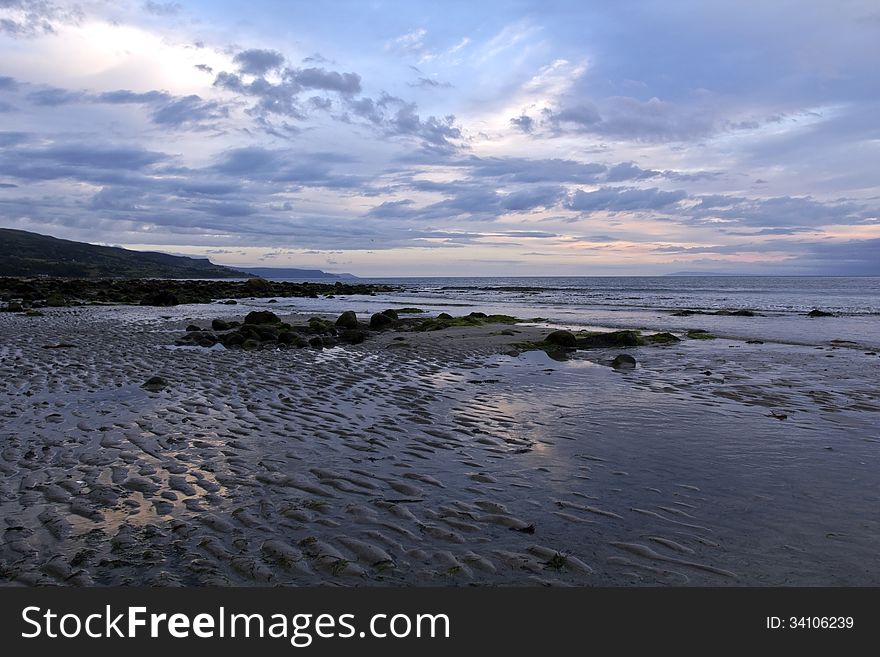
644, 332, 680, 344
576, 330, 643, 348
381, 308, 399, 320
687, 330, 716, 340
437, 312, 453, 320
512, 341, 569, 361
245, 278, 273, 294
308, 317, 336, 333
185, 324, 202, 332
222, 332, 245, 347
397, 307, 424, 314
278, 331, 307, 347
338, 328, 367, 345
211, 319, 231, 331
25, 309, 43, 317
242, 339, 261, 350
46, 293, 66, 307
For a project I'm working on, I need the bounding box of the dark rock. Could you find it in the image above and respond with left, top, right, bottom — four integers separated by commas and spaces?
142, 376, 167, 391
370, 312, 394, 329
544, 330, 577, 348
338, 328, 367, 345
381, 308, 399, 320
468, 311, 487, 318
576, 330, 641, 348
211, 319, 230, 331
221, 299, 238, 305
335, 310, 359, 329
687, 330, 716, 340
278, 331, 307, 347
807, 308, 834, 318
308, 336, 324, 348
255, 326, 279, 341
266, 299, 277, 304
244, 310, 280, 325
185, 324, 202, 332
222, 332, 244, 348
437, 312, 453, 320
140, 291, 178, 306
7, 302, 24, 312
242, 339, 260, 351
245, 278, 272, 294
645, 332, 680, 344
611, 354, 637, 369
746, 339, 764, 344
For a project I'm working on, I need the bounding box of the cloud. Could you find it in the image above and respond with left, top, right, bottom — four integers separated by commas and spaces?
142, 1, 181, 16
567, 187, 688, 212
150, 95, 228, 127
0, 75, 18, 90
289, 67, 361, 95
0, 0, 82, 37
27, 87, 85, 106
233, 48, 286, 76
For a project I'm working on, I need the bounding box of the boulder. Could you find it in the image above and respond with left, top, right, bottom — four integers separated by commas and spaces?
335, 310, 359, 329
140, 291, 178, 306
211, 319, 230, 331
611, 354, 637, 369
544, 330, 577, 348
338, 328, 367, 345
370, 312, 394, 329
185, 324, 202, 332
381, 308, 399, 320
807, 308, 834, 318
244, 310, 280, 325
308, 336, 324, 348
142, 376, 168, 391
576, 330, 642, 348
245, 278, 272, 294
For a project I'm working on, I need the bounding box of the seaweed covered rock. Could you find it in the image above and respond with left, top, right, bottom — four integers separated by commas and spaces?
381, 308, 399, 321
140, 290, 178, 306
245, 278, 272, 294
211, 319, 231, 331
807, 308, 834, 318
244, 310, 280, 325
335, 310, 359, 329
544, 330, 577, 348
576, 330, 642, 348
338, 328, 367, 345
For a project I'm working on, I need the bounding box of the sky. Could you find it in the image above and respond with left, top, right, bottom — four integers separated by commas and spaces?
0, 1, 878, 276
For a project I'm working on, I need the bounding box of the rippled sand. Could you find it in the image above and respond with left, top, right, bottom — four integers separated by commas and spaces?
1, 305, 878, 586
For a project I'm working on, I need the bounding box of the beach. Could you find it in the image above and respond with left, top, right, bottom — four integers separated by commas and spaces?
1, 283, 879, 587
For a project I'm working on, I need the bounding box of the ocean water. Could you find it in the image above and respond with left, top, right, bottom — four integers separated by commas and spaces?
259, 276, 880, 348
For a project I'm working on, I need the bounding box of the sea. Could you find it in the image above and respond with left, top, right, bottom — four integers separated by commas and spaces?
253, 276, 880, 349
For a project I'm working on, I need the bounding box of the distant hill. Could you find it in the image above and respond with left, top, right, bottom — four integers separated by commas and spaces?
244, 267, 358, 280
0, 228, 247, 279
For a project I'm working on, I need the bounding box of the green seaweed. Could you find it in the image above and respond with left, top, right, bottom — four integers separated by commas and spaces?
415, 313, 519, 332
687, 329, 717, 340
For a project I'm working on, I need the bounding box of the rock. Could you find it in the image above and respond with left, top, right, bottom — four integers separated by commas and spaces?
807, 308, 834, 318
211, 319, 230, 331
140, 291, 178, 306
278, 331, 306, 347
611, 354, 637, 369
381, 308, 399, 320
185, 324, 202, 332
221, 299, 238, 305
335, 310, 359, 329
245, 278, 272, 294
142, 376, 167, 391
468, 311, 487, 318
267, 299, 277, 304
687, 329, 716, 340
242, 339, 260, 351
222, 332, 244, 348
308, 336, 324, 348
370, 312, 394, 329
544, 330, 577, 348
644, 332, 680, 344
746, 339, 764, 344
244, 310, 280, 325
338, 328, 367, 345
576, 330, 642, 348
6, 302, 24, 312
25, 309, 43, 316
437, 312, 453, 320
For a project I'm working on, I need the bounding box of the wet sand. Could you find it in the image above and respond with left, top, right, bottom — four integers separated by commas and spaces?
1, 305, 879, 586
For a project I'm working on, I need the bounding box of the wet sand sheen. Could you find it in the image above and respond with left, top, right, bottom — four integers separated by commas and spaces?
1, 305, 879, 586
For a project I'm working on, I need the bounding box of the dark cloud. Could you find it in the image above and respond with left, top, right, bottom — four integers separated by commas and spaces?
408, 77, 452, 89
142, 1, 181, 16
27, 87, 85, 106
465, 156, 606, 184
510, 114, 535, 133
567, 186, 688, 212
689, 194, 868, 227
151, 95, 228, 127
96, 89, 171, 104
0, 75, 17, 90
288, 67, 361, 95
233, 48, 285, 76
194, 64, 213, 74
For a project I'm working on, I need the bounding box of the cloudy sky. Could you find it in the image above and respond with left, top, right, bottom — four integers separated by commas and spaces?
1, 0, 878, 275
